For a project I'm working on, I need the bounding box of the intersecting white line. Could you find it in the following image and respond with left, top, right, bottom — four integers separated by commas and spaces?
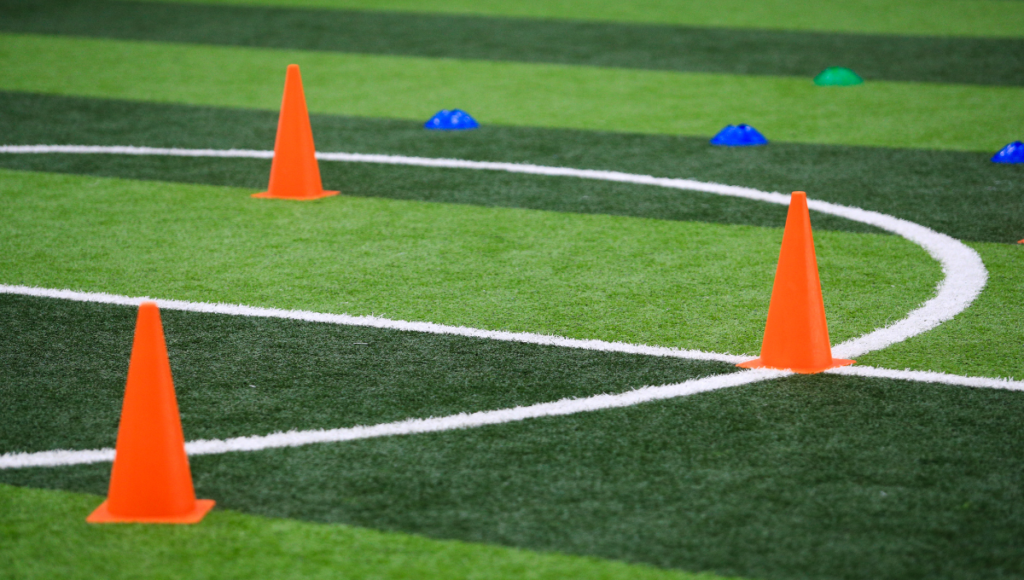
0, 144, 988, 361
1, 357, 1021, 470
0, 145, 1003, 470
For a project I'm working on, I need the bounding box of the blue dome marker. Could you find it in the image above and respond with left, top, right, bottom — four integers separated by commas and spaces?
710, 124, 768, 147
992, 141, 1024, 164
424, 109, 479, 130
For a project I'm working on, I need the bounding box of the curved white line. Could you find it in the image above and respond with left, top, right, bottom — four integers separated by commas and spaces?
807, 200, 986, 359
0, 144, 988, 358
0, 145, 996, 469
0, 369, 785, 469
3, 363, 1022, 469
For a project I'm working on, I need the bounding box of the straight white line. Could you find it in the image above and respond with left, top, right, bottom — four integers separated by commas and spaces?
0, 145, 1003, 470
0, 369, 785, 469
0, 284, 746, 363
0, 144, 274, 159
0, 144, 988, 361
4, 284, 1017, 387
0, 448, 116, 470
828, 365, 1024, 389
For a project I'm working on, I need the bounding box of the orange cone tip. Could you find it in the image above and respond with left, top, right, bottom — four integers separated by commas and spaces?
738, 192, 854, 374
87, 302, 214, 524
253, 64, 339, 200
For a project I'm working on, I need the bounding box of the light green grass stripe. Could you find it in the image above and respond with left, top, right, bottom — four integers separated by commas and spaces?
1, 34, 1022, 152
0, 169, 939, 359
860, 242, 1024, 380
136, 0, 1024, 39
0, 484, 735, 580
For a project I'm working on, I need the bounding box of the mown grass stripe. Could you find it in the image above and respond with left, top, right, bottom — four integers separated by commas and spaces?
5, 373, 1023, 580
0, 147, 990, 366
1, 34, 1022, 152
0, 169, 940, 358
859, 241, 1024, 379
0, 282, 745, 364
3, 0, 1022, 86
133, 0, 1024, 38
0, 293, 738, 455
2, 91, 1022, 244
2, 485, 730, 580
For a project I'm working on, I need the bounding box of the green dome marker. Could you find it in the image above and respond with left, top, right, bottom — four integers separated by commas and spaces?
814, 67, 863, 86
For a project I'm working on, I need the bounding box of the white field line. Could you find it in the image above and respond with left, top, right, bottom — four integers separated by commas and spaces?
0, 369, 786, 469
0, 285, 744, 363
827, 365, 1024, 389
0, 144, 275, 159
5, 284, 1019, 386
807, 200, 987, 360
4, 364, 1023, 470
0, 145, 998, 468
0, 144, 987, 361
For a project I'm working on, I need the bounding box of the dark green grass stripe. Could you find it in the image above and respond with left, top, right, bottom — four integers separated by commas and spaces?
3, 92, 1023, 243
0, 486, 732, 580
2, 0, 1022, 87
0, 155, 882, 235
6, 370, 1023, 580
0, 293, 735, 455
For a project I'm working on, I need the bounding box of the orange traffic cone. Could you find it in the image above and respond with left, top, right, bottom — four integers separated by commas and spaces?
87, 302, 214, 524
738, 192, 854, 374
253, 64, 339, 200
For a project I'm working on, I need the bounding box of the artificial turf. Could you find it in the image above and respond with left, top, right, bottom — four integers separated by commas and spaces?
4, 0, 1022, 86
0, 293, 736, 454
5, 162, 1020, 380
858, 241, 1024, 380
133, 0, 1024, 38
3, 92, 1022, 244
2, 2, 1021, 578
0, 169, 940, 357
5, 373, 1023, 580
1, 485, 732, 580
2, 34, 1023, 151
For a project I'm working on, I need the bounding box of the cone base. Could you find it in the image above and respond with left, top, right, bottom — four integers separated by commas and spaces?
251, 190, 339, 200
87, 499, 215, 524
737, 357, 855, 374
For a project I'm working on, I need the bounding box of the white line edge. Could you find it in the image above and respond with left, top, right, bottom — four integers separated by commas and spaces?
0, 144, 988, 362
0, 145, 1001, 470
0, 284, 745, 363
0, 369, 784, 469
4, 364, 1023, 470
